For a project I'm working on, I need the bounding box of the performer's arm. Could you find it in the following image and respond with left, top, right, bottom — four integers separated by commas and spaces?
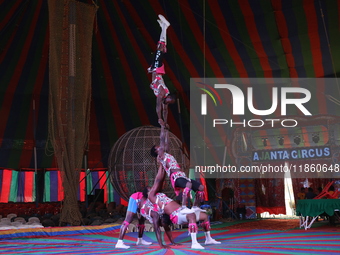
159, 123, 166, 152
156, 94, 163, 124
151, 211, 170, 248
164, 127, 169, 152
149, 164, 165, 202
162, 102, 169, 125
163, 221, 178, 246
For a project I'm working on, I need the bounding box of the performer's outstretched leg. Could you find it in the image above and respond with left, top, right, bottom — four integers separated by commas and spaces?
158, 14, 170, 43
149, 15, 174, 123
149, 42, 166, 73
149, 15, 169, 73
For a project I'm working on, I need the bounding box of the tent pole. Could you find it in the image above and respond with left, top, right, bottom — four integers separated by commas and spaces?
33, 99, 38, 208
84, 150, 88, 208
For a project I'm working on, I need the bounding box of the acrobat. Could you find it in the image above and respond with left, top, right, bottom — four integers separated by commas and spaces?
146, 164, 221, 249
148, 14, 176, 126
138, 187, 179, 248
115, 192, 152, 249
151, 123, 205, 213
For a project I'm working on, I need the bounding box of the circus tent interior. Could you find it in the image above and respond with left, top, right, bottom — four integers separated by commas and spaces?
1, 0, 340, 223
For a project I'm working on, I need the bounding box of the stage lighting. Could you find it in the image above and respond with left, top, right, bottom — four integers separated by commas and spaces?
294, 135, 301, 145
278, 136, 284, 146
312, 133, 320, 143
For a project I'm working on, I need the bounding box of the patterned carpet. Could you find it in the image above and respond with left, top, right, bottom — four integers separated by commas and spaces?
1, 220, 340, 254
220, 219, 301, 231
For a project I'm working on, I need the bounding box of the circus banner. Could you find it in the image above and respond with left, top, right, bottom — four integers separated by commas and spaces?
17, 169, 35, 202
252, 146, 331, 162
86, 169, 125, 205
0, 169, 36, 203
86, 169, 110, 203
44, 169, 64, 202
0, 168, 120, 204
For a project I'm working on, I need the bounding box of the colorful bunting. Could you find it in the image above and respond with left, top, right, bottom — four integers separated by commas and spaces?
0, 168, 119, 204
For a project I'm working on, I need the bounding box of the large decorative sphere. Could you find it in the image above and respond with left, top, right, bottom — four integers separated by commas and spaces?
108, 126, 189, 201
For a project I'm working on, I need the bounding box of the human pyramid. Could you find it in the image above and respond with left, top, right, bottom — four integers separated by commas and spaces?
115, 14, 221, 250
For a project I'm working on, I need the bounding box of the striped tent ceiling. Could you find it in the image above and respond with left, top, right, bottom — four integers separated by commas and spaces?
1, 0, 340, 169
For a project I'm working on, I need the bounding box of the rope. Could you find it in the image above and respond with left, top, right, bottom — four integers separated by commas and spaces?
48, 0, 97, 226
318, 0, 340, 93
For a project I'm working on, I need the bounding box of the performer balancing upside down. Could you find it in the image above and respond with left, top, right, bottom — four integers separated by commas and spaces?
115, 192, 152, 249
148, 14, 176, 126
146, 164, 221, 249
151, 124, 205, 213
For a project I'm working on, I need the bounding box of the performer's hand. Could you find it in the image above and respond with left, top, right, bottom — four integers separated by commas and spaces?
158, 119, 165, 126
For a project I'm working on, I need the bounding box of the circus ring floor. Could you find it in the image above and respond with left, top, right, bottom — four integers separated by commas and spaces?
0, 219, 339, 254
